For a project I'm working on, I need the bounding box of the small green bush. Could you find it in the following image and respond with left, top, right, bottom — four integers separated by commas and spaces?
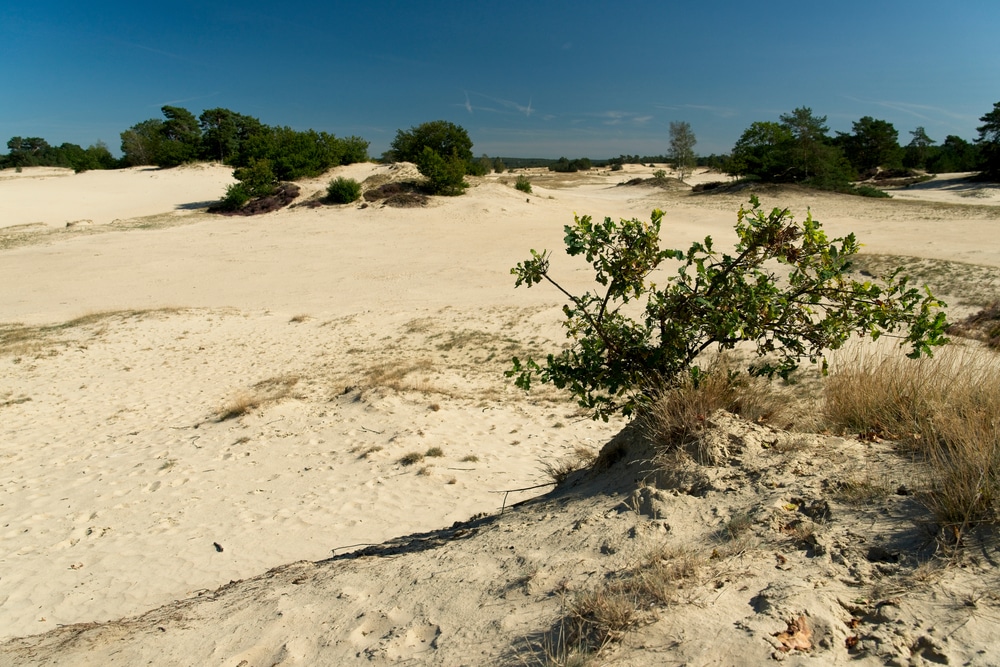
852, 184, 891, 198
326, 177, 362, 204
509, 197, 948, 420
515, 175, 532, 194
219, 183, 252, 210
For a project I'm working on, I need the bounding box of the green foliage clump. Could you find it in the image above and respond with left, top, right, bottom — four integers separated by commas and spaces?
548, 156, 592, 173
668, 121, 697, 181
852, 184, 891, 198
977, 100, 1000, 178
416, 145, 468, 196
218, 159, 278, 211
509, 197, 948, 420
515, 174, 532, 193
326, 177, 362, 204
387, 120, 474, 165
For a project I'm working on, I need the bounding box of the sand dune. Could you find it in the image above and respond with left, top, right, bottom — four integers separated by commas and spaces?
1, 164, 999, 664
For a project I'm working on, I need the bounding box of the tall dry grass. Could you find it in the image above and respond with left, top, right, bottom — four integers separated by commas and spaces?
643, 357, 796, 464
824, 347, 1000, 537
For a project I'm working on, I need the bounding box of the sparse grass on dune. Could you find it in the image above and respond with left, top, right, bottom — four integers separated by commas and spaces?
536, 546, 702, 664
824, 347, 1000, 539
216, 374, 300, 421
0, 308, 189, 358
849, 254, 1000, 308
643, 356, 799, 465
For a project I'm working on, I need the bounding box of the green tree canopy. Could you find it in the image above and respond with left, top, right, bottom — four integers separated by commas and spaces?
729, 121, 794, 181
903, 127, 935, 170
976, 101, 1000, 177
779, 107, 830, 180
156, 106, 202, 167
386, 120, 474, 165
838, 116, 902, 174
120, 119, 164, 167
668, 121, 697, 181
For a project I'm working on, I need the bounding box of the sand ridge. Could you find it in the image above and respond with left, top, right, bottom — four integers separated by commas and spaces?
2, 164, 999, 664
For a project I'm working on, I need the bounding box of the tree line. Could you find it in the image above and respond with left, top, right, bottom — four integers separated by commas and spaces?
0, 105, 370, 178
4, 101, 999, 193
723, 102, 1000, 186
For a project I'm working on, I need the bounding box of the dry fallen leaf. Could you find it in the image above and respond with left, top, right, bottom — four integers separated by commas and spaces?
774, 614, 812, 652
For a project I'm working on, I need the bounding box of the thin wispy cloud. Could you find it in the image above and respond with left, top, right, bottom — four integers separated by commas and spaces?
590, 111, 653, 126
465, 92, 535, 117
842, 96, 973, 123
656, 104, 738, 118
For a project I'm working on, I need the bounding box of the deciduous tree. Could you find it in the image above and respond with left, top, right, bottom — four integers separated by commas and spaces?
668, 121, 697, 181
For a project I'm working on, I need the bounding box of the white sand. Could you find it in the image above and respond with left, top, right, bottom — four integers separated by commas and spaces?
1, 164, 999, 664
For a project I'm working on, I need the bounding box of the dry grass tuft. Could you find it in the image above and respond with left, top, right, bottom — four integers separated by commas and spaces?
216, 374, 300, 421
824, 348, 1000, 539
425, 446, 444, 458
541, 447, 596, 485
552, 546, 702, 659
643, 357, 793, 464
399, 451, 425, 466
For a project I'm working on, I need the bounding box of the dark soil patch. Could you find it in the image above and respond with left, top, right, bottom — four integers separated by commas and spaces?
947, 301, 1000, 348
208, 183, 301, 216
363, 182, 428, 208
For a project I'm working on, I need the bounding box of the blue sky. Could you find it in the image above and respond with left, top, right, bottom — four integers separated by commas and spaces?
3, 0, 998, 159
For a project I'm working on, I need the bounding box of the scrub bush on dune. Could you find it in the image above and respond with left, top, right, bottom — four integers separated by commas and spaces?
509, 196, 949, 421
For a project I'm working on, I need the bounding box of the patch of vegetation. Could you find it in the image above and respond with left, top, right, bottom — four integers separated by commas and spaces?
509, 197, 948, 420
216, 374, 300, 421
824, 350, 1000, 540
544, 547, 702, 661
399, 451, 425, 466
515, 175, 532, 194
644, 356, 795, 464
362, 181, 428, 208
326, 177, 362, 204
851, 184, 891, 198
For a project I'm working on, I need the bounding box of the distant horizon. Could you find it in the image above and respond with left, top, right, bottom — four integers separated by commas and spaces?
4, 1, 999, 159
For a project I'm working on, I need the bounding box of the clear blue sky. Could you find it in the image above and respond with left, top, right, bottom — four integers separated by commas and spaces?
3, 0, 998, 159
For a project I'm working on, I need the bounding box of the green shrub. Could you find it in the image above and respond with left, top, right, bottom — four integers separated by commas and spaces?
515, 175, 532, 194
509, 196, 948, 420
416, 146, 468, 196
852, 184, 891, 198
326, 177, 362, 204
652, 169, 667, 181
218, 183, 252, 211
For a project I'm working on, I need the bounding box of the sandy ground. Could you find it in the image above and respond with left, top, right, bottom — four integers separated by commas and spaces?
1, 164, 1000, 665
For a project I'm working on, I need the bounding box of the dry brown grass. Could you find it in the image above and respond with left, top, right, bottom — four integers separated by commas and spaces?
824, 348, 1000, 538
0, 308, 186, 358
643, 358, 794, 464
550, 546, 702, 660
216, 374, 300, 421
541, 447, 596, 485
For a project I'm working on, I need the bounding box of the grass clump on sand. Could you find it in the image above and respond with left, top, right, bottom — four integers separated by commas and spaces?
824, 348, 1000, 541
642, 356, 796, 465
216, 374, 300, 421
538, 547, 702, 662
399, 451, 425, 466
